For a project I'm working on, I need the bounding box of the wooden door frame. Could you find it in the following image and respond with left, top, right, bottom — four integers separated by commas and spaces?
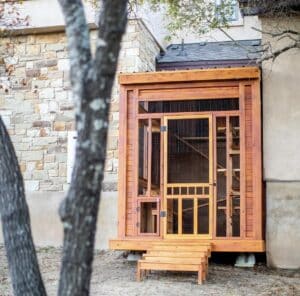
162, 114, 213, 239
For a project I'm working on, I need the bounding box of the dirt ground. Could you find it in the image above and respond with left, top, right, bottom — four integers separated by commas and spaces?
0, 246, 299, 296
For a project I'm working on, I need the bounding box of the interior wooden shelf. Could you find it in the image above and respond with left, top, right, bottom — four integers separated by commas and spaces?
229, 150, 240, 155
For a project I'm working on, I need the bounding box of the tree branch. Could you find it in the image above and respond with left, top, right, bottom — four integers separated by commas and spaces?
0, 117, 46, 296
58, 0, 93, 118
57, 1, 128, 295
251, 26, 300, 37
258, 41, 300, 62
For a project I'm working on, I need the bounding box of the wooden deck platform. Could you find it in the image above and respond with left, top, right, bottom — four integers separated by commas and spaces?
109, 238, 265, 253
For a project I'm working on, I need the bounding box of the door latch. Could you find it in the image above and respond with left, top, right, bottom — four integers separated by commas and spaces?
160, 211, 166, 217
160, 126, 167, 132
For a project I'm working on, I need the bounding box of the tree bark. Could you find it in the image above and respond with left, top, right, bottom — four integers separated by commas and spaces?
0, 117, 46, 296
57, 1, 128, 295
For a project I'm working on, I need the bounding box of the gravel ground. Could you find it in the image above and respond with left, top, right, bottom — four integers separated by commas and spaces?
0, 246, 299, 296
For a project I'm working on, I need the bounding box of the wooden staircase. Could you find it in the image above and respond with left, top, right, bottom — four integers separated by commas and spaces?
136, 241, 211, 284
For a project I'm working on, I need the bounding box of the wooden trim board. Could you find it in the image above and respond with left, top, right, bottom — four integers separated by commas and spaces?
109, 239, 265, 252
119, 67, 260, 85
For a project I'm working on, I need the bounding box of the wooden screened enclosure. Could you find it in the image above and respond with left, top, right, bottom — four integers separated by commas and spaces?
110, 67, 265, 253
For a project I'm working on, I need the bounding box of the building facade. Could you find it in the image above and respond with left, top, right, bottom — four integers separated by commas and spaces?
0, 0, 299, 269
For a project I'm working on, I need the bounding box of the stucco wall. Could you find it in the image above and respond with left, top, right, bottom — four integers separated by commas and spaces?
262, 16, 300, 269
0, 19, 160, 248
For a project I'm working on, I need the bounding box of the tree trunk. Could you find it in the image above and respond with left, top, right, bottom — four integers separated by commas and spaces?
57, 1, 128, 295
0, 117, 46, 296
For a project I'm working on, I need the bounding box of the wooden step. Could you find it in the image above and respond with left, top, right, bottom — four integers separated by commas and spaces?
151, 245, 211, 254
142, 257, 206, 264
136, 241, 211, 285
146, 250, 208, 257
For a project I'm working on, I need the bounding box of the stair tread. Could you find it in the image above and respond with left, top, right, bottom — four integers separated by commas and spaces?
141, 257, 206, 263
136, 242, 211, 284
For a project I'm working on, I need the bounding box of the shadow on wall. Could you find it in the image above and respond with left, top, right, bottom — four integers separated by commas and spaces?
0, 191, 118, 250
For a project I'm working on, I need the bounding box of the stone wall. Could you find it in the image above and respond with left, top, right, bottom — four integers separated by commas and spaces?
0, 19, 160, 193
261, 16, 300, 269
0, 19, 161, 248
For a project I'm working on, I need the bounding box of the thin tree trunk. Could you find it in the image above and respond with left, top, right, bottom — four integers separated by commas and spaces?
0, 117, 46, 296
57, 1, 128, 295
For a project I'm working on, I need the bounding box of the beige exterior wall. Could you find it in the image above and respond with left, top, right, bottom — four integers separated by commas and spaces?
0, 19, 160, 248
262, 16, 300, 269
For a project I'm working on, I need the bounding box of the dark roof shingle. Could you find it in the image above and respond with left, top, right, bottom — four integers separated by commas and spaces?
156, 40, 262, 70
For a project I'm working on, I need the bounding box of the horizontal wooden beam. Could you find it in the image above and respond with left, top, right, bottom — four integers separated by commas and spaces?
109, 238, 265, 252
119, 67, 260, 85
138, 86, 239, 100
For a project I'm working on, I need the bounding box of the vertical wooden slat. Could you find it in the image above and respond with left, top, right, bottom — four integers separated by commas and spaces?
213, 115, 217, 238
194, 198, 197, 235
226, 116, 233, 237
133, 88, 139, 236
159, 116, 164, 238
117, 86, 127, 238
239, 82, 246, 239
178, 198, 182, 235
208, 115, 214, 238
147, 119, 152, 197
244, 84, 254, 238
252, 79, 263, 239
163, 116, 168, 237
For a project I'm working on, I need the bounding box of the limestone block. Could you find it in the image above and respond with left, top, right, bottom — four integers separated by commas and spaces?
112, 159, 119, 172
10, 135, 22, 143
58, 59, 70, 71
34, 59, 57, 68
40, 67, 48, 75
24, 180, 40, 191
15, 92, 25, 100
35, 34, 61, 44
39, 103, 49, 114
54, 121, 66, 131
22, 151, 44, 161
107, 136, 118, 150
43, 51, 57, 59
33, 170, 48, 180
46, 43, 65, 52
26, 44, 41, 55
44, 154, 56, 163
49, 170, 58, 177
1, 116, 11, 126
44, 162, 58, 170
47, 71, 63, 79
15, 129, 26, 135
51, 79, 63, 88
55, 90, 68, 101
26, 61, 34, 69
125, 47, 139, 56
32, 120, 51, 127
32, 137, 57, 146
24, 91, 38, 100
59, 163, 67, 177
14, 67, 26, 77
39, 88, 54, 99
26, 69, 41, 78
57, 51, 68, 59
35, 160, 44, 170
20, 162, 26, 173
49, 101, 59, 113
105, 159, 113, 172
14, 44, 26, 55
14, 143, 30, 151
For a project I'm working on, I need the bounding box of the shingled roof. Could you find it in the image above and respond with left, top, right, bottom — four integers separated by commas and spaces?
156, 40, 262, 70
